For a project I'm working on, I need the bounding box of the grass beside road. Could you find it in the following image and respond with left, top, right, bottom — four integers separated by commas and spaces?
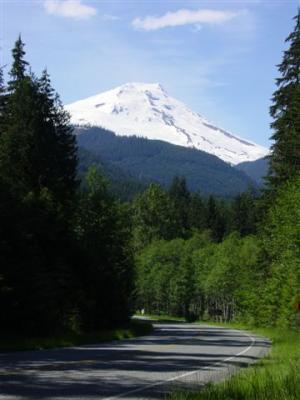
172, 322, 300, 400
135, 312, 186, 322
0, 318, 153, 352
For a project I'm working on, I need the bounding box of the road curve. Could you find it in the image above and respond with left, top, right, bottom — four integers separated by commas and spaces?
0, 322, 270, 400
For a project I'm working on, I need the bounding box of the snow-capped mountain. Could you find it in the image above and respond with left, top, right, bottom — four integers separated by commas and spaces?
66, 82, 268, 165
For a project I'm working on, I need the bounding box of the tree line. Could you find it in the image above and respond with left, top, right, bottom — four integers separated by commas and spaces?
131, 177, 257, 249
135, 178, 300, 328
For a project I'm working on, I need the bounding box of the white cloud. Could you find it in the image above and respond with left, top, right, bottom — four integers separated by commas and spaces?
132, 9, 239, 31
44, 0, 97, 20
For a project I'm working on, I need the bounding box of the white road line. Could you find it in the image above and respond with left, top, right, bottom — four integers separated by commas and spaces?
102, 329, 256, 400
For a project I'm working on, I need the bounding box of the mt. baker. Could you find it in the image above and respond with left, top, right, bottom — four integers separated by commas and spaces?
66, 82, 268, 165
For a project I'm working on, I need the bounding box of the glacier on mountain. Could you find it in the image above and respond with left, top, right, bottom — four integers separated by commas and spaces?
66, 82, 268, 165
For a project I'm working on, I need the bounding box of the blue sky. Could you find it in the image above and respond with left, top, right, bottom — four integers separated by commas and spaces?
1, 0, 300, 147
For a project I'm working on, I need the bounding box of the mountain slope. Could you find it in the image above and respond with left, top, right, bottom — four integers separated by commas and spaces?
236, 157, 269, 186
76, 126, 256, 197
66, 82, 268, 165
78, 147, 147, 200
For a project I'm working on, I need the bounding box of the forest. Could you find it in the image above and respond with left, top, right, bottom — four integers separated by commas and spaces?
76, 125, 255, 198
0, 9, 299, 340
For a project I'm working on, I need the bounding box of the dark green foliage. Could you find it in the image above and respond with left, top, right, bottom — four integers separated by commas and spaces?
188, 192, 207, 232
8, 35, 29, 91
0, 77, 37, 194
0, 37, 79, 334
132, 183, 177, 249
75, 166, 134, 330
0, 67, 4, 93
76, 126, 255, 198
268, 9, 300, 190
169, 177, 191, 237
132, 181, 253, 248
231, 190, 257, 236
0, 181, 79, 334
0, 37, 134, 336
37, 70, 78, 205
78, 147, 147, 200
0, 66, 7, 129
0, 66, 78, 206
206, 196, 227, 242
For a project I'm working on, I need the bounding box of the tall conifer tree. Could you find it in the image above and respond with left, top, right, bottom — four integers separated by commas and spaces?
207, 196, 226, 242
268, 9, 300, 189
37, 69, 78, 204
8, 35, 29, 91
0, 67, 6, 132
188, 192, 207, 231
0, 38, 79, 334
0, 38, 77, 204
169, 176, 191, 237
76, 166, 134, 329
232, 191, 256, 236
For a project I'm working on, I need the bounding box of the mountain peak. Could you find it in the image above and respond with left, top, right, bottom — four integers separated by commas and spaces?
115, 82, 167, 98
66, 83, 269, 165
119, 82, 165, 90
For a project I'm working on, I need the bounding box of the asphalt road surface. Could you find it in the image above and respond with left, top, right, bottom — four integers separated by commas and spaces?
0, 322, 270, 400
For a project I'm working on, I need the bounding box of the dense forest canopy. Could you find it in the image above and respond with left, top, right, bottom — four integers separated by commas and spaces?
76, 126, 256, 198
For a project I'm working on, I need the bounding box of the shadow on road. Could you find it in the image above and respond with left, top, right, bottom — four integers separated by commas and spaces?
0, 323, 270, 399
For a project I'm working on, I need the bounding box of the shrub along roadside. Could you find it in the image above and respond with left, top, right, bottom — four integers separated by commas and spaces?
171, 323, 300, 400
135, 313, 186, 322
0, 319, 153, 352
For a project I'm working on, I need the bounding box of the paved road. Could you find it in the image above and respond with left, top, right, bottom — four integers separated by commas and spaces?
0, 322, 270, 400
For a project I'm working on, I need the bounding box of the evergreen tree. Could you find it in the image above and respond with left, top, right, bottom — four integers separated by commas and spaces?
169, 176, 191, 237
206, 196, 226, 242
0, 67, 3, 90
133, 183, 176, 248
232, 191, 257, 236
37, 69, 78, 205
0, 38, 79, 334
0, 36, 37, 193
188, 192, 207, 232
8, 35, 29, 91
0, 74, 39, 194
0, 66, 6, 132
0, 41, 77, 204
169, 176, 190, 203
268, 9, 300, 190
76, 166, 134, 329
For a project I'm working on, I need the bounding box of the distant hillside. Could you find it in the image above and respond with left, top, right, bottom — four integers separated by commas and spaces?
76, 126, 256, 198
78, 147, 147, 200
236, 157, 269, 186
